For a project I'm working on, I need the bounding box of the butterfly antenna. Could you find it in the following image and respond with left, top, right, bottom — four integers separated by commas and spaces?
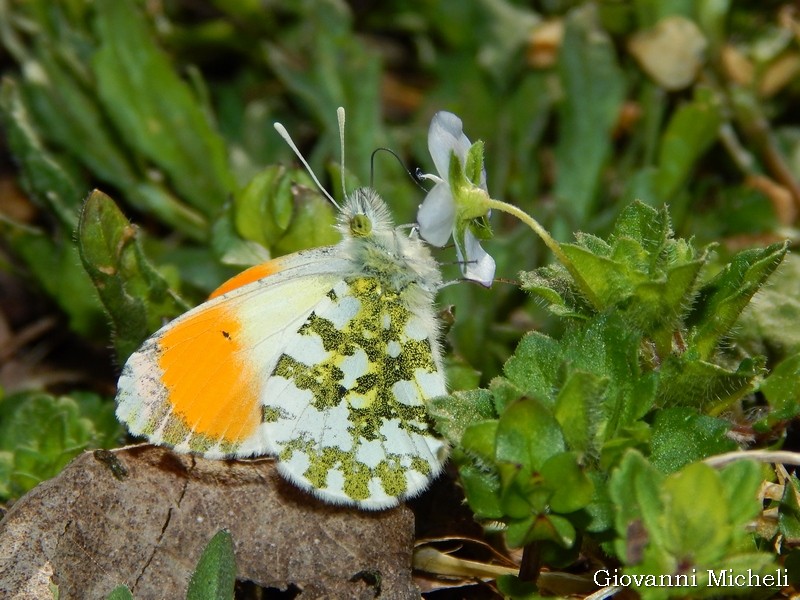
371, 147, 428, 192
337, 107, 348, 197
273, 121, 341, 210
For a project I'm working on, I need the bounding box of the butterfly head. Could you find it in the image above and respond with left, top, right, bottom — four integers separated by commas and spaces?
340, 187, 394, 240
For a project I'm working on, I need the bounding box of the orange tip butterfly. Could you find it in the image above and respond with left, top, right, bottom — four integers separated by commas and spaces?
115, 108, 448, 510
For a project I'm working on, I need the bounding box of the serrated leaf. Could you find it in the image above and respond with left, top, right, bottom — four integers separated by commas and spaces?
428, 389, 496, 446
504, 332, 562, 406
687, 241, 788, 360
609, 201, 670, 259
560, 243, 634, 308
78, 190, 189, 362
658, 353, 763, 409
488, 377, 526, 415
186, 529, 236, 600
649, 408, 737, 473
0, 391, 123, 501
562, 314, 657, 436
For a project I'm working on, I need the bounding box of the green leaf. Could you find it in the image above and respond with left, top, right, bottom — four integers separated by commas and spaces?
458, 461, 503, 519
265, 2, 401, 201
649, 408, 737, 473
661, 462, 730, 565
609, 450, 664, 562
779, 475, 800, 545
232, 169, 339, 257
461, 420, 499, 465
92, 0, 234, 217
540, 452, 594, 513
489, 377, 526, 415
186, 530, 237, 600
0, 219, 106, 337
559, 243, 634, 308
496, 398, 565, 472
504, 332, 562, 407
553, 4, 625, 233
563, 315, 657, 437
270, 187, 339, 256
0, 77, 84, 231
758, 352, 800, 423
653, 88, 723, 205
687, 241, 788, 360
553, 371, 607, 454
0, 391, 123, 501
105, 586, 134, 600
209, 205, 271, 268
658, 352, 764, 410
495, 574, 539, 600
719, 460, 763, 529
427, 389, 496, 447
233, 166, 296, 249
77, 190, 189, 362
507, 513, 576, 549
736, 253, 800, 356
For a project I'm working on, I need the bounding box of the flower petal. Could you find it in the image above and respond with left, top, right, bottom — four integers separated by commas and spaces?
417, 182, 456, 247
428, 111, 472, 180
455, 230, 496, 287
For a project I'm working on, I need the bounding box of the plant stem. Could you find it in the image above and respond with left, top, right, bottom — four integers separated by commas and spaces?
518, 542, 542, 583
704, 449, 800, 468
485, 197, 602, 308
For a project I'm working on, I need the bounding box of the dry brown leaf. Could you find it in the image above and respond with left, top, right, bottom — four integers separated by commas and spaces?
628, 15, 707, 91
0, 445, 419, 599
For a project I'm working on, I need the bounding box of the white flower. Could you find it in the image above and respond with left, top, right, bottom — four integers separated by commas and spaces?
417, 111, 496, 287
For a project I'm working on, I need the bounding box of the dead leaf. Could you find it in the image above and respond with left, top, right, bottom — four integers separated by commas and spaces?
628, 16, 707, 90
0, 445, 419, 599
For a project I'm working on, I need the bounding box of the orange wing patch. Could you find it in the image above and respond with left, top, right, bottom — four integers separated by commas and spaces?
157, 302, 260, 451
209, 260, 282, 299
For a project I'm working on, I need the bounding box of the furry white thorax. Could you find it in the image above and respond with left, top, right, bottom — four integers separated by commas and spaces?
337, 187, 442, 297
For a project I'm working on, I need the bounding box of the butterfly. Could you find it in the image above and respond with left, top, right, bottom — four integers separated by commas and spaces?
115, 109, 449, 510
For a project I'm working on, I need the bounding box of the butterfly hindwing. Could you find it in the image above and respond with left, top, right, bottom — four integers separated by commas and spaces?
261, 276, 447, 509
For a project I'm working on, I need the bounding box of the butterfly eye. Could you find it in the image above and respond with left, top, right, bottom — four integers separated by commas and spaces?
350, 213, 373, 237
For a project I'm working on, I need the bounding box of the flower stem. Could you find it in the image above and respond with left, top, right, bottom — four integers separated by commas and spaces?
485, 198, 602, 308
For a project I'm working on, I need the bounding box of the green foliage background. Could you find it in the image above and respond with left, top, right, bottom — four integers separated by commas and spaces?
1, 0, 800, 597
